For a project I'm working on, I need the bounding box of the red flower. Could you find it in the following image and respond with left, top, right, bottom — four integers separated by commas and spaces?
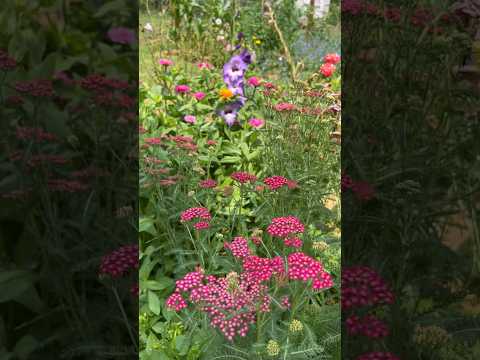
320, 63, 336, 77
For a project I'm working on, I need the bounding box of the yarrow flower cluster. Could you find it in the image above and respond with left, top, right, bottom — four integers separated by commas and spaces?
342, 266, 395, 309
225, 236, 251, 258
180, 207, 212, 230
287, 252, 333, 291
166, 270, 268, 341
99, 244, 139, 278
231, 171, 257, 184
342, 173, 376, 201
199, 179, 217, 188
263, 175, 297, 190
15, 79, 54, 97
346, 314, 389, 338
267, 216, 305, 238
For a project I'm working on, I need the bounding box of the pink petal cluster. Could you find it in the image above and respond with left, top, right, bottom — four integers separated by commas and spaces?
15, 79, 54, 97
287, 252, 322, 281
242, 255, 285, 282
247, 76, 261, 87
355, 352, 400, 360
284, 237, 303, 248
167, 271, 268, 341
166, 292, 188, 311
281, 296, 290, 309
263, 175, 289, 190
194, 221, 210, 230
180, 207, 211, 230
199, 179, 217, 188
183, 115, 196, 124
346, 315, 389, 338
175, 84, 191, 93
225, 236, 251, 258
99, 244, 139, 278
248, 118, 264, 128
158, 58, 173, 66
341, 266, 394, 309
323, 53, 341, 64
193, 91, 206, 100
320, 63, 336, 77
230, 171, 257, 184
267, 216, 305, 238
274, 102, 296, 112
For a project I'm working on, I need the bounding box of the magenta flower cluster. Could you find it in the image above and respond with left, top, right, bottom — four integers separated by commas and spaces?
99, 244, 139, 278
342, 266, 394, 309
343, 266, 397, 359
180, 207, 212, 230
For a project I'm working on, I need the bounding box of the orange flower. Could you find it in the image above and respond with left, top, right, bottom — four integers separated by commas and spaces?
219, 88, 234, 100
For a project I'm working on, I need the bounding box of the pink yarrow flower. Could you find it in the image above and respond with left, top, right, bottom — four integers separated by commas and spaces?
274, 102, 296, 112
267, 216, 305, 238
263, 176, 288, 190
180, 207, 211, 222
199, 179, 217, 188
231, 171, 257, 184
248, 118, 264, 128
225, 236, 250, 258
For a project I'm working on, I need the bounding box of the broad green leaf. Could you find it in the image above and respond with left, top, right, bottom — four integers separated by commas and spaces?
148, 290, 161, 315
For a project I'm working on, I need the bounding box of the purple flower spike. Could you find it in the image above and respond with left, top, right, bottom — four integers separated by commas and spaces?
223, 55, 248, 84
218, 101, 243, 126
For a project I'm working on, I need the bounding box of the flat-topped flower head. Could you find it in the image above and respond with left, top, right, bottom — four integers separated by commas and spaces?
341, 266, 395, 309
99, 244, 139, 278
166, 293, 187, 311
274, 102, 296, 112
284, 237, 303, 248
267, 216, 305, 238
225, 236, 250, 258
180, 207, 211, 222
263, 176, 288, 190
199, 179, 217, 188
231, 171, 257, 184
